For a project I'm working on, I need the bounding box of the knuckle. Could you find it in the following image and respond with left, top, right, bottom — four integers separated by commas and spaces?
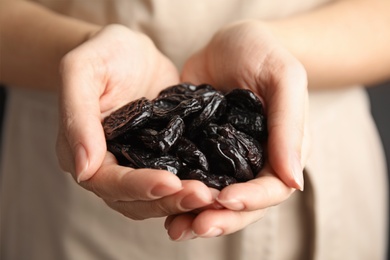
149, 201, 172, 216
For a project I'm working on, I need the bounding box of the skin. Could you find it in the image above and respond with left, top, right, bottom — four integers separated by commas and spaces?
1, 0, 390, 241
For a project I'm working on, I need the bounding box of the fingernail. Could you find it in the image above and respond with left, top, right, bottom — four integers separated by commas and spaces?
216, 199, 244, 210
75, 143, 89, 183
196, 227, 223, 238
212, 201, 225, 210
172, 229, 197, 241
292, 155, 304, 191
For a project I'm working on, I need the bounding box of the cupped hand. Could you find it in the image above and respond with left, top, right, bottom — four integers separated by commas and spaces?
56, 24, 214, 219
165, 166, 294, 240
80, 153, 215, 220
166, 20, 310, 239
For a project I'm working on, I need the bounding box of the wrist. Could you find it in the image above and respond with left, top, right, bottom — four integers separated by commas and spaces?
0, 0, 102, 90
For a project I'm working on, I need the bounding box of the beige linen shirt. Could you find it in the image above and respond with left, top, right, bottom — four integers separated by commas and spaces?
1, 1, 388, 260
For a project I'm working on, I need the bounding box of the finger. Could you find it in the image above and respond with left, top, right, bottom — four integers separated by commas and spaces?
59, 50, 107, 182
216, 164, 295, 211
181, 50, 214, 86
165, 213, 197, 241
80, 152, 183, 202
56, 126, 74, 174
191, 208, 267, 238
258, 53, 308, 190
105, 180, 214, 220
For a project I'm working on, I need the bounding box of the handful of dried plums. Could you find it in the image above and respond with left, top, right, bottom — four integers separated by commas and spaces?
103, 83, 267, 190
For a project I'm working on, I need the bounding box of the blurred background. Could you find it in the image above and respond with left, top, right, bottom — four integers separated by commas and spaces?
367, 82, 390, 178
366, 82, 390, 258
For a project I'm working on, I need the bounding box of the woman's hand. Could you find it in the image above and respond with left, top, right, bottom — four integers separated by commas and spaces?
166, 20, 310, 240
56, 24, 214, 219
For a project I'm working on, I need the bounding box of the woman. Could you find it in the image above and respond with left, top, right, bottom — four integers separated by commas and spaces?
0, 0, 388, 259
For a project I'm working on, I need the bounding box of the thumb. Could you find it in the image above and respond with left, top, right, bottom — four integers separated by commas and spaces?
181, 50, 213, 85
58, 54, 107, 182
261, 60, 308, 191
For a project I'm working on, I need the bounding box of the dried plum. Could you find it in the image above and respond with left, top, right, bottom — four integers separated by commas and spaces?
152, 97, 203, 120
103, 83, 267, 190
157, 82, 198, 97
224, 89, 267, 141
225, 89, 264, 114
179, 169, 237, 190
223, 106, 267, 142
173, 138, 209, 172
187, 92, 226, 138
215, 123, 265, 175
103, 98, 152, 140
200, 134, 253, 181
120, 143, 157, 168
137, 115, 184, 153
148, 155, 183, 175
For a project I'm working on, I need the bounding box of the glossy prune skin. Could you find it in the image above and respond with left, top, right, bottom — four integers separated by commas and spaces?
103, 83, 267, 190
157, 82, 198, 97
224, 89, 267, 141
200, 131, 253, 181
215, 123, 264, 175
179, 169, 237, 190
157, 83, 216, 101
225, 89, 264, 114
119, 144, 182, 175
103, 98, 152, 140
152, 96, 203, 120
173, 138, 209, 172
106, 142, 129, 165
223, 106, 267, 142
137, 115, 185, 153
187, 92, 226, 138
148, 155, 183, 175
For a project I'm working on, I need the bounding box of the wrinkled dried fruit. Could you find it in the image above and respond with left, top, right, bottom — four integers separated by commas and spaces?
103, 83, 267, 190
173, 138, 209, 172
137, 115, 185, 153
178, 169, 237, 190
103, 98, 152, 140
224, 89, 267, 141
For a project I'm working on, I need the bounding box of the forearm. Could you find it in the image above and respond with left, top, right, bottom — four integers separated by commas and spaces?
266, 0, 390, 89
0, 0, 100, 90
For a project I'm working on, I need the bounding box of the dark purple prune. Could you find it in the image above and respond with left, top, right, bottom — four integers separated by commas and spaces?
153, 95, 185, 109
223, 89, 267, 141
152, 97, 203, 121
157, 83, 219, 104
136, 115, 185, 153
173, 137, 209, 172
119, 144, 157, 168
223, 106, 267, 142
216, 123, 265, 175
157, 82, 198, 98
191, 84, 220, 103
103, 83, 267, 190
103, 98, 153, 140
119, 144, 182, 175
179, 169, 237, 190
225, 89, 264, 114
187, 92, 226, 138
106, 142, 129, 165
148, 155, 183, 175
200, 135, 254, 181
